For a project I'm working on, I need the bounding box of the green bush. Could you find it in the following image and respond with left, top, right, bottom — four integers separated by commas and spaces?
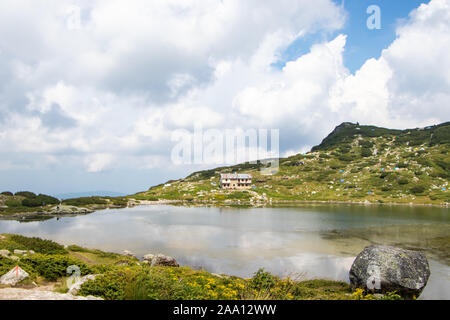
0, 256, 17, 276
35, 194, 59, 205
21, 254, 91, 281
62, 197, 108, 206
5, 199, 22, 207
111, 198, 128, 206
1, 191, 13, 196
250, 268, 277, 291
14, 191, 37, 198
80, 266, 246, 300
22, 198, 43, 207
8, 235, 67, 255
226, 192, 251, 200
13, 193, 59, 207
380, 172, 390, 179
397, 162, 408, 169
361, 148, 372, 157
398, 178, 409, 185
410, 185, 426, 195
430, 125, 450, 145
360, 140, 374, 148
338, 154, 353, 162
329, 161, 343, 170
79, 269, 128, 300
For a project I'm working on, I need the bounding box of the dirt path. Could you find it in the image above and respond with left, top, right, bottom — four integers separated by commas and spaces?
0, 287, 102, 300
71, 251, 97, 264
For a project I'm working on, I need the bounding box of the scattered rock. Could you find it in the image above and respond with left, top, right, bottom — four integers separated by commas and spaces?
0, 235, 6, 240
0, 288, 102, 300
143, 254, 179, 267
123, 250, 135, 258
0, 249, 10, 258
114, 260, 131, 266
68, 274, 100, 296
349, 245, 430, 299
0, 266, 29, 285
28, 250, 35, 255
13, 250, 27, 256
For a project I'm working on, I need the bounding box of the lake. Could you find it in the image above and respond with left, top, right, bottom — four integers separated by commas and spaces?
1, 204, 449, 299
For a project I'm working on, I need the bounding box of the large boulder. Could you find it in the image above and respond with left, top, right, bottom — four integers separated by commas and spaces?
143, 254, 179, 267
123, 250, 136, 258
13, 249, 27, 256
349, 245, 430, 298
0, 249, 10, 258
0, 266, 29, 285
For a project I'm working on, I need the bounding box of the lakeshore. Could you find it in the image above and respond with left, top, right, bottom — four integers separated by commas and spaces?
1, 204, 448, 299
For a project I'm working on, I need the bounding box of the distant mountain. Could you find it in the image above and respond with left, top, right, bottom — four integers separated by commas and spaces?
55, 191, 126, 200
312, 121, 450, 152
131, 121, 450, 206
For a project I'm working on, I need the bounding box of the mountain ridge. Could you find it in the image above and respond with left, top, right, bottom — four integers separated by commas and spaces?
132, 121, 450, 206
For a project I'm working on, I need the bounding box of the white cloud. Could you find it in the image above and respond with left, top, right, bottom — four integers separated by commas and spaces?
85, 153, 114, 173
331, 0, 450, 128
0, 0, 448, 187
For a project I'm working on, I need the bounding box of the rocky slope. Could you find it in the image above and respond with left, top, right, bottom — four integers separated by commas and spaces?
132, 122, 449, 206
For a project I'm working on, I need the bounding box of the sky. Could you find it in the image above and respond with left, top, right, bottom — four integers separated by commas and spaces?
0, 0, 449, 196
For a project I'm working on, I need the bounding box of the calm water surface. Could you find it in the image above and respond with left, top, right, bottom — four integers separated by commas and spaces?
0, 205, 449, 299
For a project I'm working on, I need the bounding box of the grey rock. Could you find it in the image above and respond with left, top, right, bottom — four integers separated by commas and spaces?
0, 249, 10, 257
13, 249, 27, 256
349, 245, 430, 299
0, 266, 29, 285
0, 288, 103, 300
123, 250, 135, 257
143, 253, 179, 267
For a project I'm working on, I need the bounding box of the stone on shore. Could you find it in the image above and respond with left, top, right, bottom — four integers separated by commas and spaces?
0, 249, 10, 258
143, 254, 179, 267
349, 245, 430, 298
123, 250, 136, 258
0, 288, 102, 300
0, 266, 29, 285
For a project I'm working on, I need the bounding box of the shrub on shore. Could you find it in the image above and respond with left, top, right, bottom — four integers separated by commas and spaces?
4, 234, 67, 255
62, 197, 108, 206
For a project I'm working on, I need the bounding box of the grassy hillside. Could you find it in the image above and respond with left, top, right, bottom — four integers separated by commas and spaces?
132, 122, 450, 206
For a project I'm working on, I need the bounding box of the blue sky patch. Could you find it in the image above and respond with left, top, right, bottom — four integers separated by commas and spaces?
274, 0, 430, 73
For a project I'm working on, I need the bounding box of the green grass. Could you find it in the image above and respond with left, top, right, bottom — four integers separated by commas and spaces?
0, 234, 405, 300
